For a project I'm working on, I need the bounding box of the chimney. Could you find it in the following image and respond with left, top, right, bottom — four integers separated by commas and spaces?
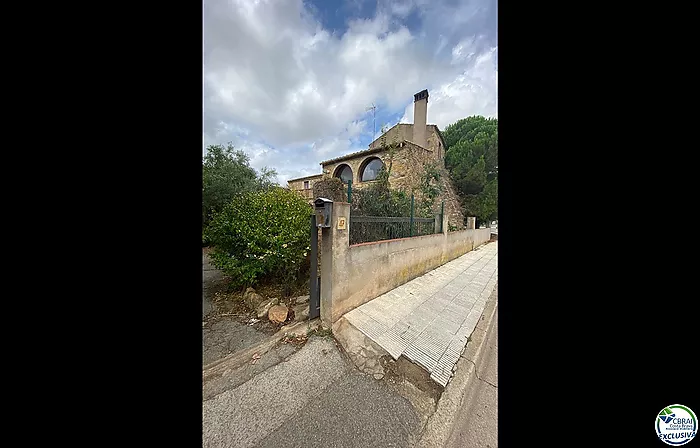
412, 89, 428, 148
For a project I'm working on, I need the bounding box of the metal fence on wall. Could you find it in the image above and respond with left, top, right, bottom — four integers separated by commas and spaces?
349, 215, 436, 245
347, 191, 445, 245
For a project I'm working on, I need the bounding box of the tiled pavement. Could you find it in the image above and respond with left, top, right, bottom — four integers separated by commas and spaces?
343, 241, 498, 387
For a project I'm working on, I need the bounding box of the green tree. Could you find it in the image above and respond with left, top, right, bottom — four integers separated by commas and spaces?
256, 166, 278, 191
202, 142, 278, 228
443, 116, 498, 226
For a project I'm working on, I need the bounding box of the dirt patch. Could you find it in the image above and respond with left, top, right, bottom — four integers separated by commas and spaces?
381, 356, 444, 430
384, 356, 444, 404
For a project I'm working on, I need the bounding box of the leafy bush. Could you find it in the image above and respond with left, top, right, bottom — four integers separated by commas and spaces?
312, 177, 347, 203
205, 187, 311, 290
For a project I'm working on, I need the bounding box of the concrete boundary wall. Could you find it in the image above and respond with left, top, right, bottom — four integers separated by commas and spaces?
320, 202, 491, 326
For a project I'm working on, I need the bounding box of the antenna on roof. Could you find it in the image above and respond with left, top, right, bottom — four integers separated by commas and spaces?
366, 103, 377, 138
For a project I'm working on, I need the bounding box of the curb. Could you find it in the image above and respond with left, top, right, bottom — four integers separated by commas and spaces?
202, 319, 316, 382
415, 285, 498, 448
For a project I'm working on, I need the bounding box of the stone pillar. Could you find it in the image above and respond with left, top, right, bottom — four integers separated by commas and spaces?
466, 216, 476, 230
320, 202, 350, 328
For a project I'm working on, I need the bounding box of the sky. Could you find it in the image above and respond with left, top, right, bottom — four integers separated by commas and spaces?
203, 0, 498, 185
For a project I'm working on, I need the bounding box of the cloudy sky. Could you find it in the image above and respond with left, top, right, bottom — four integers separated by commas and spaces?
203, 0, 497, 185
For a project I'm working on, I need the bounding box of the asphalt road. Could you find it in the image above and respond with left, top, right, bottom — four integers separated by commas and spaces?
203, 336, 422, 448
444, 309, 498, 448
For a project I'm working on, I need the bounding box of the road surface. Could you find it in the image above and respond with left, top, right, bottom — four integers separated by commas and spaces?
444, 309, 498, 448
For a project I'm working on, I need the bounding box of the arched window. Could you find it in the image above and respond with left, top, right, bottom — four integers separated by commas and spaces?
361, 157, 384, 182
334, 164, 353, 183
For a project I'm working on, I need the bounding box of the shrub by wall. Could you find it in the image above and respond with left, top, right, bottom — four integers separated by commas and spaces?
205, 187, 311, 289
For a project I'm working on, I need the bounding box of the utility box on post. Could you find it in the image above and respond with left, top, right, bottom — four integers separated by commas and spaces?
314, 198, 333, 228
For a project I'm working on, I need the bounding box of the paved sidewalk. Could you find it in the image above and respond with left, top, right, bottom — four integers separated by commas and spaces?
344, 241, 497, 387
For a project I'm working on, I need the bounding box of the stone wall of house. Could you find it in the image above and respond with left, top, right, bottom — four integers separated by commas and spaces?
287, 175, 322, 191
321, 140, 463, 228
312, 177, 348, 202
322, 149, 389, 187
389, 142, 463, 228
425, 127, 462, 228
288, 175, 322, 204
323, 142, 433, 192
368, 123, 413, 149
387, 141, 435, 192
426, 125, 446, 167
435, 168, 465, 229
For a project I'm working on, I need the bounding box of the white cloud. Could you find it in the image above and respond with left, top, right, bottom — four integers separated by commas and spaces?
204, 0, 497, 183
388, 0, 415, 17
346, 119, 367, 139
401, 45, 498, 128
451, 37, 478, 65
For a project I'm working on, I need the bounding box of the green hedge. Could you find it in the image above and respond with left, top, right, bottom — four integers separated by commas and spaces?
205, 187, 311, 288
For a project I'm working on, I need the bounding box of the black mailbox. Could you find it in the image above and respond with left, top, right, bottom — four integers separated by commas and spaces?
314, 198, 333, 228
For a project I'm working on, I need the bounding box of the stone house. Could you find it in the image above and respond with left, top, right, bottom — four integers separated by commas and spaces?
288, 89, 465, 228
287, 173, 323, 205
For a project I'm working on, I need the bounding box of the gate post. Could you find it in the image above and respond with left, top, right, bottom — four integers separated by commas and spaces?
308, 213, 320, 319
409, 194, 415, 237
466, 216, 476, 229
440, 201, 445, 232
320, 201, 350, 327
434, 201, 446, 234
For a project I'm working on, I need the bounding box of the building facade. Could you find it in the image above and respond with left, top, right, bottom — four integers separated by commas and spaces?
287, 89, 465, 229
287, 173, 323, 204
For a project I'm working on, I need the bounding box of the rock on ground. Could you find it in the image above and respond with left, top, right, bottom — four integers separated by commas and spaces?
268, 304, 288, 323
292, 303, 309, 321
256, 298, 279, 319
243, 287, 266, 310
293, 295, 310, 304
